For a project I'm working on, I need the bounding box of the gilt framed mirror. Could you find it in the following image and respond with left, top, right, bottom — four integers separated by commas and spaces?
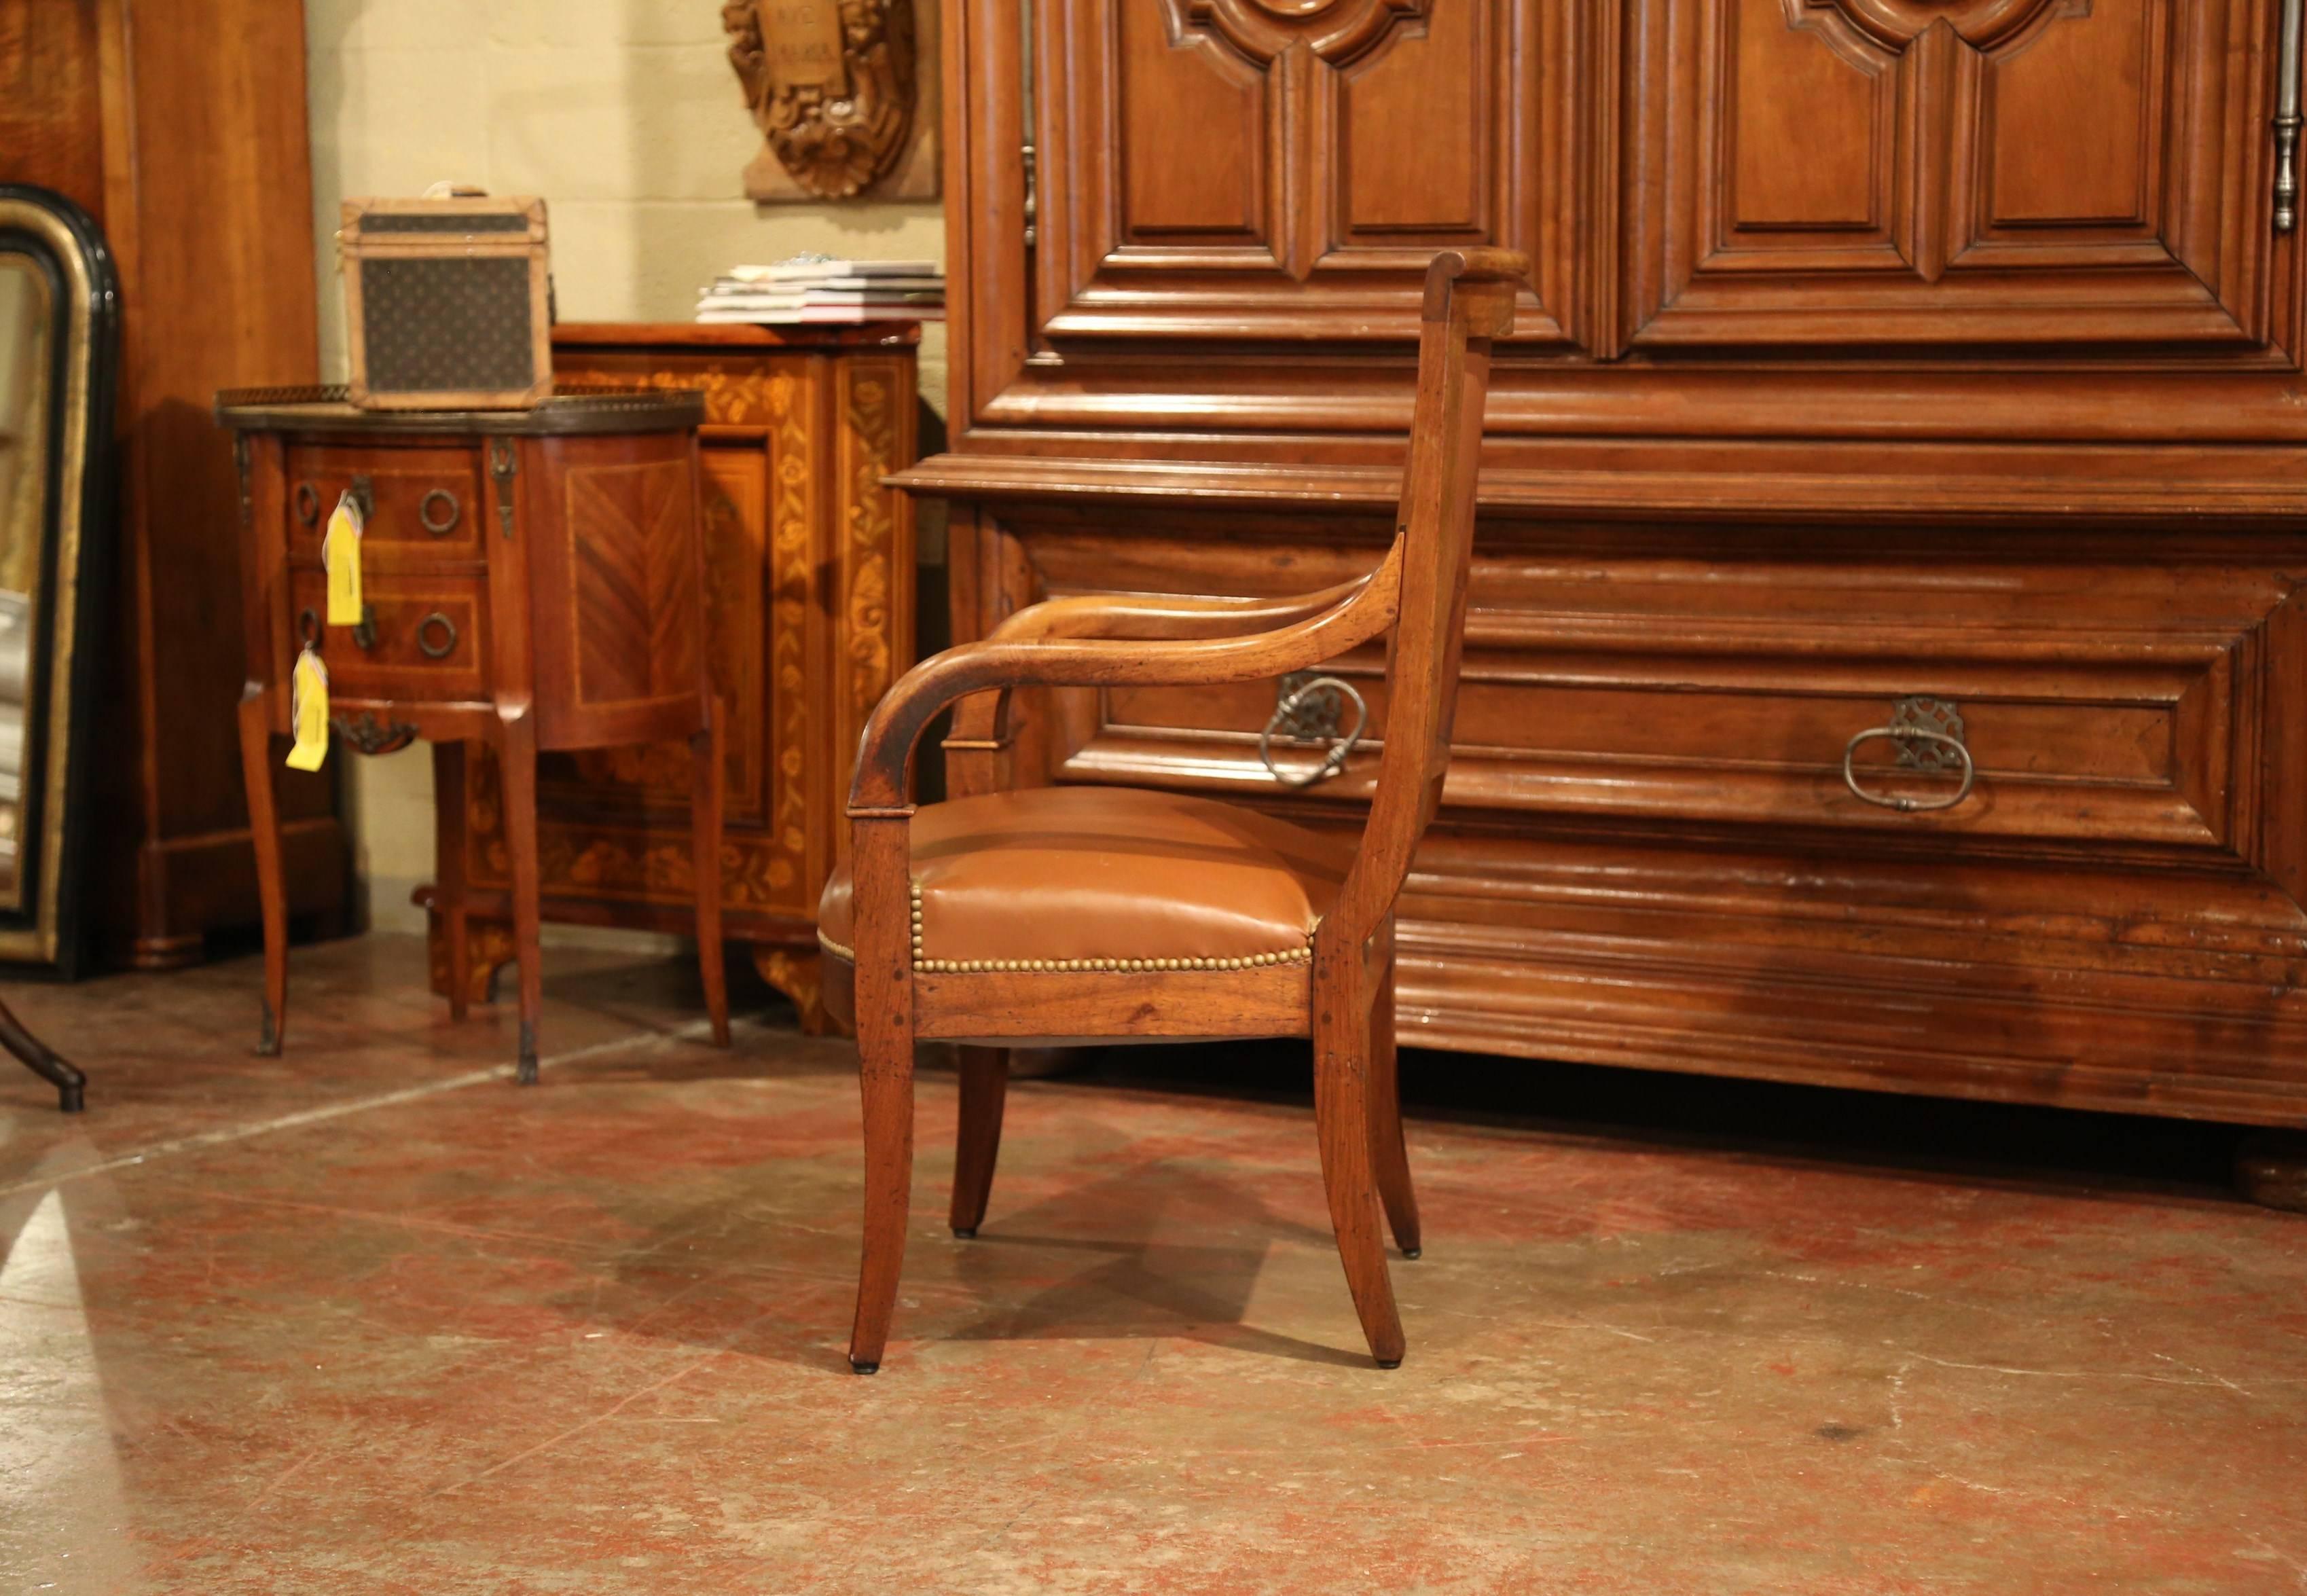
0, 185, 120, 979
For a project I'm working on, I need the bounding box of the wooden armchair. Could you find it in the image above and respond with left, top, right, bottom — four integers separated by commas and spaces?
817, 249, 1525, 1372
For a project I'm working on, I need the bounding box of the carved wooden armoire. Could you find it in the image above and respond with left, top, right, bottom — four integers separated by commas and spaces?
905, 0, 2307, 1127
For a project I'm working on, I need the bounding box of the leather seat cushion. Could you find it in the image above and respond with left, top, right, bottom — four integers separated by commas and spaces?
818, 786, 1348, 975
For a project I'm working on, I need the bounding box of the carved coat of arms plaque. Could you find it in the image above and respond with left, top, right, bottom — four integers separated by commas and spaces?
723, 0, 939, 202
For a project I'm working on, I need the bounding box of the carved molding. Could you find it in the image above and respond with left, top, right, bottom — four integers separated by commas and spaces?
723, 0, 920, 200
1175, 0, 1431, 66
1792, 0, 2082, 51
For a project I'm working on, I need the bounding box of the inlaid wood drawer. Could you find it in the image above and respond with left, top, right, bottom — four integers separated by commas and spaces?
284, 443, 486, 564
287, 568, 490, 702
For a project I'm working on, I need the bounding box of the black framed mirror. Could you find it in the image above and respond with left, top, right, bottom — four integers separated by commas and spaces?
0, 184, 120, 1108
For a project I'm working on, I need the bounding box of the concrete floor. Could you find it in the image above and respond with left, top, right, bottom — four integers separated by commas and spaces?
1, 935, 2304, 1594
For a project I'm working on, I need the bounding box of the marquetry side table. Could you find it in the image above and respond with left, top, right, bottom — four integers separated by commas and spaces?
416, 323, 921, 1036
217, 386, 731, 1083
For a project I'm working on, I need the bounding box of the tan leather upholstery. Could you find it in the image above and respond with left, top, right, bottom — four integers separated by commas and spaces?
818, 785, 1347, 981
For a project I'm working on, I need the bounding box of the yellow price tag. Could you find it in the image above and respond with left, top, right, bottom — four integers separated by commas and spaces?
323, 492, 364, 627
285, 647, 329, 772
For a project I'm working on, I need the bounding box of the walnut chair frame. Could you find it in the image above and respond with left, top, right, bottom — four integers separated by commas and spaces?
835, 249, 1525, 1371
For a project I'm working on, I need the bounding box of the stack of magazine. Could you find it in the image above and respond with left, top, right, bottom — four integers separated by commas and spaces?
695, 257, 944, 325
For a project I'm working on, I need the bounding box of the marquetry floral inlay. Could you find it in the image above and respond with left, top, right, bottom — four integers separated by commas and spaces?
841, 367, 903, 729
768, 369, 814, 888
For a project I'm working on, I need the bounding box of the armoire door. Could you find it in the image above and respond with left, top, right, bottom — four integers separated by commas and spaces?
1030, 0, 1580, 346
1622, 0, 2293, 352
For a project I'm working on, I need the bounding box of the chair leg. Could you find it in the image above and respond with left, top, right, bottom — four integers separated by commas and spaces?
236, 690, 288, 1057
950, 1047, 1009, 1238
850, 1026, 916, 1374
1311, 951, 1406, 1368
846, 814, 917, 1374
1368, 958, 1421, 1260
496, 710, 544, 1086
0, 998, 84, 1113
432, 740, 471, 1024
691, 698, 731, 1048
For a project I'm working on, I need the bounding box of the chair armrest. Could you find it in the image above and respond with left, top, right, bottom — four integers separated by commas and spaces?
854, 541, 1400, 813
945, 570, 1385, 750
985, 570, 1380, 645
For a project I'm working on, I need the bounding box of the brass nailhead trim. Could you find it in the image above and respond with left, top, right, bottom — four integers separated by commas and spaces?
909, 879, 1313, 974
912, 947, 1312, 975
820, 882, 1318, 974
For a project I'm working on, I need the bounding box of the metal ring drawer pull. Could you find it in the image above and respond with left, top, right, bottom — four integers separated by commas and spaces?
419, 488, 460, 536
1842, 727, 1977, 813
294, 482, 321, 528
297, 607, 321, 649
1260, 674, 1366, 788
416, 611, 458, 659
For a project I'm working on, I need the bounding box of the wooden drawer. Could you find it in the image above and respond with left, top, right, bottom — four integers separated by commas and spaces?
284, 443, 485, 565
1062, 537, 2306, 873
288, 568, 490, 702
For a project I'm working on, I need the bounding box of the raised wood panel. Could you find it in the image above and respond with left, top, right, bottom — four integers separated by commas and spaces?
1728, 0, 1892, 236
1119, 2, 1268, 242
1337, 0, 1489, 241
1035, 0, 1571, 344
1978, 0, 2158, 227
1944, 0, 2177, 265
1631, 0, 2281, 347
